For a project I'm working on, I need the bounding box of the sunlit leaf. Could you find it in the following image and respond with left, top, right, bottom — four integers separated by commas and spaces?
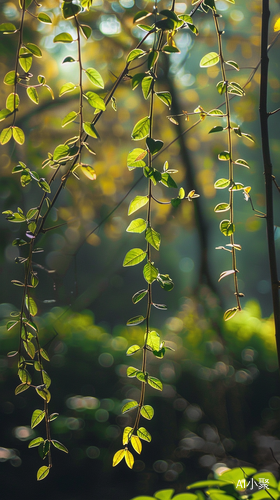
200, 52, 219, 67
214, 203, 230, 212
0, 23, 17, 33
85, 91, 106, 111
113, 449, 125, 467
51, 440, 68, 453
28, 437, 44, 448
137, 427, 151, 442
27, 87, 39, 104
37, 466, 50, 481
127, 49, 146, 63
220, 220, 235, 236
25, 296, 37, 316
126, 345, 141, 356
125, 449, 134, 469
131, 435, 142, 454
122, 400, 138, 413
131, 116, 150, 140
156, 91, 172, 107
36, 386, 51, 402
127, 218, 146, 233
59, 82, 76, 96
0, 127, 12, 144
143, 262, 158, 283
123, 248, 146, 267
147, 331, 160, 351
62, 111, 78, 127
127, 315, 145, 326
132, 289, 148, 304
123, 427, 133, 445
224, 308, 238, 321
128, 195, 149, 215
145, 227, 161, 250
31, 409, 45, 429
38, 13, 52, 24
25, 43, 42, 58
214, 178, 230, 189
148, 376, 163, 391
85, 68, 104, 88
53, 32, 73, 43
141, 405, 154, 420
4, 70, 17, 85
83, 122, 98, 138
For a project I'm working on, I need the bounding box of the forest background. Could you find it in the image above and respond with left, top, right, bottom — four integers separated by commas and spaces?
0, 0, 280, 499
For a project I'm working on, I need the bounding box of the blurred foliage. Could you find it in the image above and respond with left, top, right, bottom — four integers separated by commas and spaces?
0, 0, 280, 498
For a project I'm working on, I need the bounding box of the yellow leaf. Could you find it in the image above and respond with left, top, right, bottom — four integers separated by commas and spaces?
131, 435, 142, 454
125, 449, 134, 469
112, 449, 125, 467
122, 427, 133, 445
274, 18, 280, 31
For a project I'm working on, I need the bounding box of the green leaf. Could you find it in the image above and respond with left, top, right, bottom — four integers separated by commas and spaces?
12, 127, 25, 144
38, 178, 51, 193
220, 220, 235, 236
214, 203, 230, 212
31, 409, 45, 429
123, 248, 146, 267
15, 383, 30, 394
53, 144, 70, 161
53, 32, 73, 43
51, 440, 68, 453
147, 331, 160, 351
59, 82, 76, 96
0, 108, 12, 121
126, 345, 141, 356
142, 76, 153, 100
62, 56, 76, 64
200, 52, 219, 67
136, 371, 146, 382
25, 43, 42, 58
127, 218, 146, 233
158, 274, 174, 291
19, 50, 32, 72
28, 437, 44, 448
162, 45, 180, 53
141, 405, 154, 420
6, 93, 19, 112
148, 50, 159, 69
137, 427, 151, 442
216, 81, 227, 94
148, 376, 163, 391
226, 60, 239, 71
214, 178, 230, 189
27, 87, 39, 104
40, 348, 50, 361
187, 480, 228, 489
146, 138, 163, 155
231, 183, 244, 191
127, 315, 145, 326
4, 70, 17, 85
209, 126, 224, 134
161, 173, 177, 188
235, 158, 250, 168
7, 320, 19, 331
85, 91, 106, 111
127, 148, 147, 169
42, 370, 51, 389
85, 68, 104, 88
145, 227, 161, 250
25, 296, 37, 316
143, 262, 158, 283
127, 49, 146, 63
0, 23, 17, 33
37, 466, 50, 481
156, 91, 172, 107
134, 10, 151, 22
36, 386, 51, 403
229, 81, 245, 96
208, 109, 224, 116
62, 111, 78, 127
132, 73, 146, 90
62, 1, 81, 19
131, 116, 150, 141
0, 127, 12, 145
122, 400, 138, 413
83, 122, 98, 138
127, 367, 140, 378
80, 24, 92, 39
253, 473, 277, 489
128, 195, 149, 215
132, 289, 148, 304
218, 151, 230, 161
49, 413, 59, 421
38, 13, 52, 24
